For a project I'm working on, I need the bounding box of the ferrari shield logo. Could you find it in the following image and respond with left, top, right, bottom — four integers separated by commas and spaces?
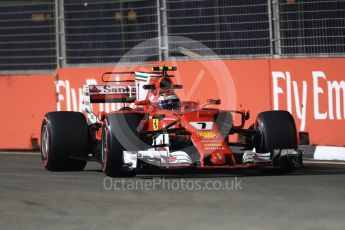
153, 119, 159, 131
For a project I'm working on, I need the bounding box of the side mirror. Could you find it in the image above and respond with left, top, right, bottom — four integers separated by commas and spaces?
173, 84, 183, 89
207, 99, 221, 105
245, 111, 250, 120
143, 84, 155, 90
135, 100, 151, 106
98, 111, 106, 121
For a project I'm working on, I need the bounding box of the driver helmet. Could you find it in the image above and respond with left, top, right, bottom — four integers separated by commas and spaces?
157, 93, 180, 110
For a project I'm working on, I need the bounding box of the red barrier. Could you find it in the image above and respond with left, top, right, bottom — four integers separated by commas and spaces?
0, 74, 56, 149
270, 58, 345, 145
1, 58, 344, 149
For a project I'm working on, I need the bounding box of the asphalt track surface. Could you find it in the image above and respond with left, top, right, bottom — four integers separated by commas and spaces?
1, 152, 345, 230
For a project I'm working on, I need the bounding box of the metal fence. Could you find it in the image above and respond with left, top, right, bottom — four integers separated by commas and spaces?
63, 0, 158, 65
276, 0, 345, 56
0, 0, 56, 71
166, 0, 271, 58
0, 0, 344, 72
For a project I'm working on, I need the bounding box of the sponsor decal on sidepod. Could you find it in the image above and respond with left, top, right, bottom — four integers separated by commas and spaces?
198, 131, 218, 139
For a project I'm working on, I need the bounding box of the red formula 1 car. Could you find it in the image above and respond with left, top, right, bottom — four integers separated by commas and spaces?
40, 66, 303, 176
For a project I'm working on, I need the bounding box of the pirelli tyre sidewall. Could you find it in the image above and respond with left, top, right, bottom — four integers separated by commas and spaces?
40, 112, 88, 171
255, 110, 298, 172
102, 113, 145, 177
255, 110, 298, 153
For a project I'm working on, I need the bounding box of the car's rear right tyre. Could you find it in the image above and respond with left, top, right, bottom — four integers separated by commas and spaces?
41, 112, 88, 171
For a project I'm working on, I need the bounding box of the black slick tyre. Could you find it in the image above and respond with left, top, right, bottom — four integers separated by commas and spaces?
41, 112, 88, 171
255, 110, 298, 173
101, 113, 145, 177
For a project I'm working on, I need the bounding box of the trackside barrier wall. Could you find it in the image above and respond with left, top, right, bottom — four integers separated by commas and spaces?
0, 74, 56, 149
0, 58, 344, 149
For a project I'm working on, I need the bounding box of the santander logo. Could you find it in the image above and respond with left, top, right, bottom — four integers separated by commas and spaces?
55, 79, 125, 113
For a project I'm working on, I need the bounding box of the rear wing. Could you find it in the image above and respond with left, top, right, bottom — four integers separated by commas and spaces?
84, 85, 136, 103
82, 66, 176, 124
82, 84, 136, 125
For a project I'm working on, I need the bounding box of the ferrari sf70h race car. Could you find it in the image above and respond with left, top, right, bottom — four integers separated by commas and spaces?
40, 66, 303, 177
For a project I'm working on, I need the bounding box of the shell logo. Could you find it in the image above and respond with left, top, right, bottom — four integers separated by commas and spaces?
198, 131, 218, 139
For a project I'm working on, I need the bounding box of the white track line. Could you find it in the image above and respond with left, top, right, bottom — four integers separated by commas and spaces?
313, 146, 345, 161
